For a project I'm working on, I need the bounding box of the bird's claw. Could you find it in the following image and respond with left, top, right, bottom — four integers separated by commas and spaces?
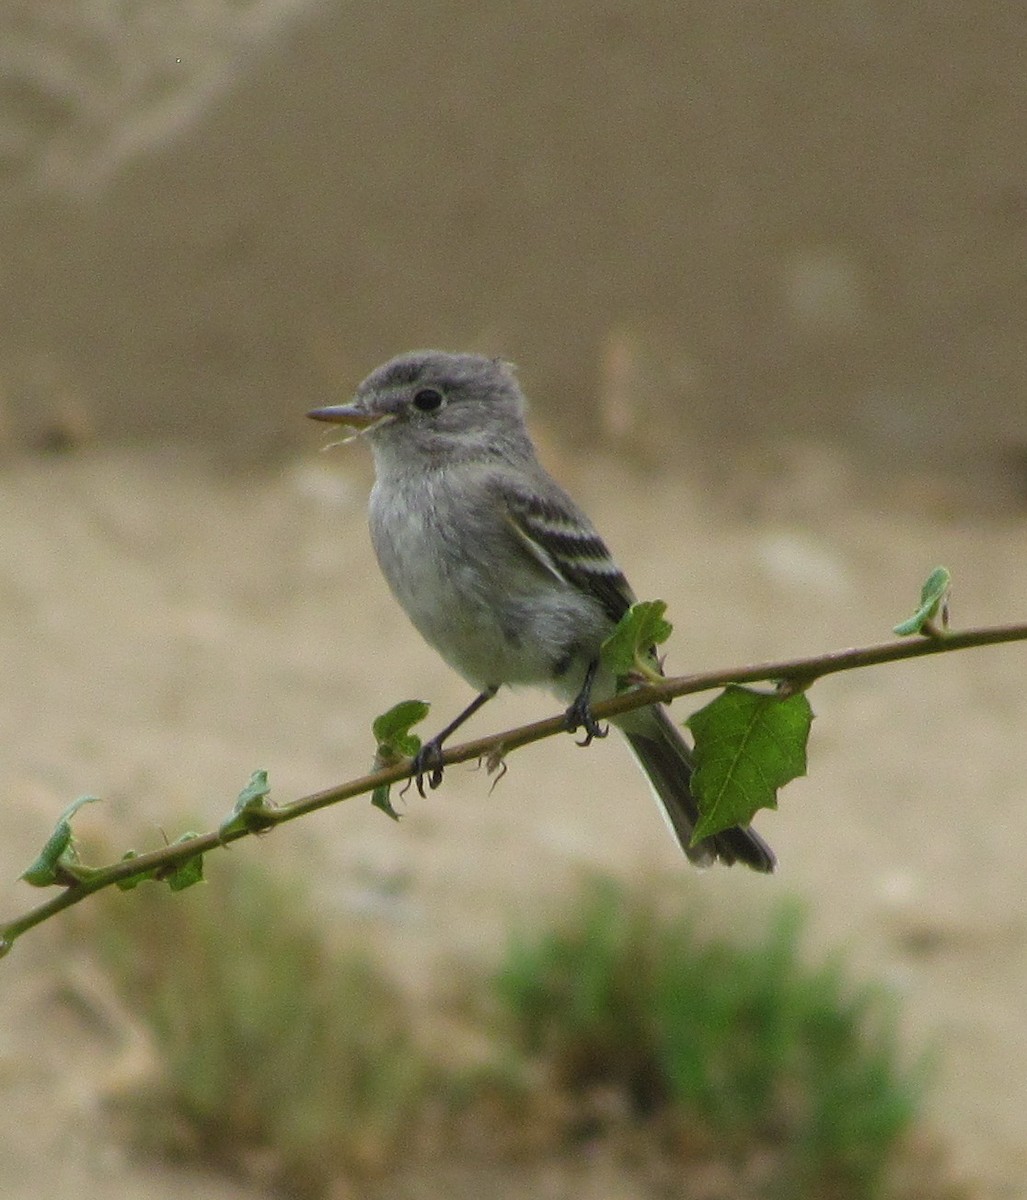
407, 739, 445, 798
565, 696, 609, 747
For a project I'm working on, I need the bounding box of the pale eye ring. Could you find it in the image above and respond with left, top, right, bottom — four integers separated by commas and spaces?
412, 387, 444, 412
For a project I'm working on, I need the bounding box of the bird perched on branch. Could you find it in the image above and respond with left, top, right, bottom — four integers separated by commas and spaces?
310, 350, 774, 872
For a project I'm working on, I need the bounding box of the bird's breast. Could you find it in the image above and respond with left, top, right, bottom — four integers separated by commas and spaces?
366, 470, 599, 692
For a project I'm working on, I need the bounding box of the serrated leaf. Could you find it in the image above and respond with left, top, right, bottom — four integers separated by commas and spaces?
600, 600, 673, 682
371, 784, 402, 821
163, 834, 205, 892
893, 566, 951, 637
219, 769, 276, 838
686, 686, 813, 842
19, 795, 101, 887
373, 699, 429, 761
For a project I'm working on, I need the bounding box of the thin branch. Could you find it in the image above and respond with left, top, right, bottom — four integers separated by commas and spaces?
3, 621, 1026, 954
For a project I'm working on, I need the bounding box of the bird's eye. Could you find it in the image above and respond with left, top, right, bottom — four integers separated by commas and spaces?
412, 387, 444, 412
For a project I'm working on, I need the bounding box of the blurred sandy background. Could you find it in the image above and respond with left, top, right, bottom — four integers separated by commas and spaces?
1, 3, 1025, 1198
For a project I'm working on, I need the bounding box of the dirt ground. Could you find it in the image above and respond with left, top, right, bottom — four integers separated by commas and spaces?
1, 439, 1025, 1199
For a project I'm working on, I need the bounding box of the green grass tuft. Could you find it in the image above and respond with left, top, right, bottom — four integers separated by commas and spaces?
76, 865, 952, 1200
88, 863, 426, 1195
494, 878, 924, 1198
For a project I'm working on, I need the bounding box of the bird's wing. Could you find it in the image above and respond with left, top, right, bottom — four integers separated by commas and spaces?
502, 487, 636, 625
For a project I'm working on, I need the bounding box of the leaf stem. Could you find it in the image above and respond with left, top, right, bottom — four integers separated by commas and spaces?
3, 621, 1026, 954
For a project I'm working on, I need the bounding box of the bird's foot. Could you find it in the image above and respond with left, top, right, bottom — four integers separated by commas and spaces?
407, 738, 446, 798
564, 695, 609, 747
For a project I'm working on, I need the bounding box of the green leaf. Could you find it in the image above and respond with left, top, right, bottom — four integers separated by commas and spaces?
368, 701, 429, 823
893, 567, 951, 637
371, 785, 402, 822
219, 769, 276, 838
235, 769, 271, 809
372, 700, 430, 761
686, 686, 813, 842
163, 834, 204, 892
115, 850, 158, 891
600, 600, 673, 682
19, 795, 101, 887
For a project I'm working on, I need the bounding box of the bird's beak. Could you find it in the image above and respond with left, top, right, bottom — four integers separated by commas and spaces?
308, 402, 396, 443
307, 402, 376, 427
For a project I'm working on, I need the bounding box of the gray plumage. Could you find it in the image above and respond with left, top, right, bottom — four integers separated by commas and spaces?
310, 350, 774, 872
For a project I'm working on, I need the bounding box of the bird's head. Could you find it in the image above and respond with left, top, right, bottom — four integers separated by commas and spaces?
308, 350, 532, 467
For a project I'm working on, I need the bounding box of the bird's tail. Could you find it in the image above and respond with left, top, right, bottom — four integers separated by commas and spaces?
618, 704, 776, 872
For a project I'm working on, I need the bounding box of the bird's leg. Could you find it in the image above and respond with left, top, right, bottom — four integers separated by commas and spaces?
409, 686, 498, 798
565, 657, 609, 747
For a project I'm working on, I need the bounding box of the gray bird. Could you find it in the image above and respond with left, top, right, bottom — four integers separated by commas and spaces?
310, 350, 774, 871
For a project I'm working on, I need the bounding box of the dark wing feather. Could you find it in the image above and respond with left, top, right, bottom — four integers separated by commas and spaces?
504, 489, 635, 625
